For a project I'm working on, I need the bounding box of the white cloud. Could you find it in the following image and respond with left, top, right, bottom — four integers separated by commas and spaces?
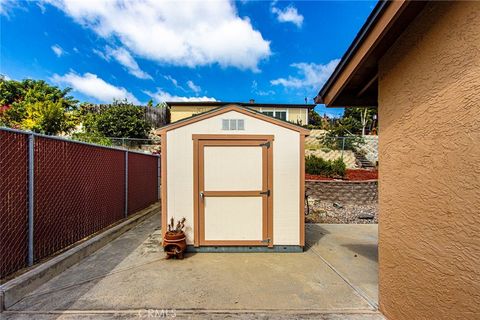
92, 46, 152, 80
92, 48, 108, 60
37, 1, 47, 14
164, 75, 180, 88
44, 0, 271, 71
0, 0, 21, 17
187, 80, 201, 94
144, 88, 215, 103
51, 44, 65, 57
105, 47, 152, 80
271, 4, 304, 28
251, 80, 275, 96
271, 59, 340, 89
51, 72, 139, 104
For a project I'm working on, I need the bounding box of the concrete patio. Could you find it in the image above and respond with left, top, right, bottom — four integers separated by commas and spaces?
3, 213, 382, 319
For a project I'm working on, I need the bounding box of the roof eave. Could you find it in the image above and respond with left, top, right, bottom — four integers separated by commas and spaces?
315, 0, 391, 106
315, 1, 427, 108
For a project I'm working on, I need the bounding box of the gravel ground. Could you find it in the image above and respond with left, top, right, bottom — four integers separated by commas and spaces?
305, 199, 378, 224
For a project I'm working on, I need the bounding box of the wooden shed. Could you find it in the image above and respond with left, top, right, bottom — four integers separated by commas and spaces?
158, 105, 310, 252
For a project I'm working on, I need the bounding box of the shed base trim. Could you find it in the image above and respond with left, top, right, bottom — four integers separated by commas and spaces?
186, 245, 303, 253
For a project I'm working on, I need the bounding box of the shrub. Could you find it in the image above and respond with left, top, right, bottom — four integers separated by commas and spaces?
305, 155, 346, 178
0, 77, 78, 134
331, 158, 347, 177
320, 134, 364, 151
84, 101, 151, 139
71, 131, 113, 146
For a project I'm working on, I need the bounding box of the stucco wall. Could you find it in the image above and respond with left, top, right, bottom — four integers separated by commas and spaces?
378, 2, 480, 319
166, 110, 301, 245
170, 105, 308, 124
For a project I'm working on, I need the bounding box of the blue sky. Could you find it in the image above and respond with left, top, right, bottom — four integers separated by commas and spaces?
0, 0, 375, 117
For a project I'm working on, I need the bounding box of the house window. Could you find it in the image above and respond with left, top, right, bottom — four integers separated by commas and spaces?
275, 111, 287, 121
261, 110, 287, 121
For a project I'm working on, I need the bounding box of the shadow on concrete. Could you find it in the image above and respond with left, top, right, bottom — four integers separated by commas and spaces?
9, 212, 163, 319
304, 224, 330, 251
342, 243, 378, 262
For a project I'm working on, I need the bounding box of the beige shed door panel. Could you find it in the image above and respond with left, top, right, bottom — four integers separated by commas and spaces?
196, 137, 273, 247
204, 197, 263, 241
204, 146, 263, 191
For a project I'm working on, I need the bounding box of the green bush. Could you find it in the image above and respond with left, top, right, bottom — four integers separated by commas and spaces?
83, 101, 151, 139
0, 77, 78, 134
320, 134, 364, 151
305, 155, 346, 178
71, 132, 113, 146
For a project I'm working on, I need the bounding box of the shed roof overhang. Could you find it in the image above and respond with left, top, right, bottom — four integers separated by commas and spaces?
315, 0, 427, 107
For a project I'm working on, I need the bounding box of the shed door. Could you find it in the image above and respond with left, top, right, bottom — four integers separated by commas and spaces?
197, 138, 272, 247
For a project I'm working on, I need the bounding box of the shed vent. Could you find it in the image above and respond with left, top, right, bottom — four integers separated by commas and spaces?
229, 119, 237, 130
221, 119, 245, 130
222, 119, 229, 130
237, 119, 245, 130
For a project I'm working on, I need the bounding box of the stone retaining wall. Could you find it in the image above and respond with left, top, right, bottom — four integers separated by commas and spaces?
305, 180, 378, 204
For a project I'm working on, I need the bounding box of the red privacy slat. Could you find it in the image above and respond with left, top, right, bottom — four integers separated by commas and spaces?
1, 129, 159, 279
128, 152, 158, 215
0, 130, 29, 278
33, 137, 126, 261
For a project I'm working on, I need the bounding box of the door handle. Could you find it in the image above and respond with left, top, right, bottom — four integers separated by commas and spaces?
259, 190, 270, 196
200, 191, 204, 199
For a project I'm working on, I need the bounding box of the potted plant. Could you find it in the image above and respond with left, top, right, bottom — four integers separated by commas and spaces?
163, 217, 187, 259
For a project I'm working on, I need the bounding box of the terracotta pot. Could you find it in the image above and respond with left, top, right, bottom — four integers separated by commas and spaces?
163, 231, 187, 259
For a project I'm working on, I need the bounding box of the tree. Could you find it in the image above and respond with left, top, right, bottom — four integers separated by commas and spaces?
308, 109, 323, 127
343, 107, 377, 136
21, 100, 71, 134
0, 77, 78, 134
85, 100, 151, 138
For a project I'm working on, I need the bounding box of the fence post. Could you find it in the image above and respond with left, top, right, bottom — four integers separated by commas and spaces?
157, 155, 161, 201
28, 134, 35, 266
341, 137, 345, 159
125, 150, 128, 218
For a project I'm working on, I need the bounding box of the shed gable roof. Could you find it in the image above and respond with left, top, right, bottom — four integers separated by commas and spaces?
156, 104, 310, 135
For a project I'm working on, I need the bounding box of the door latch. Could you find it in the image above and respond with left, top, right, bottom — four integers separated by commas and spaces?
259, 190, 270, 196
259, 141, 270, 148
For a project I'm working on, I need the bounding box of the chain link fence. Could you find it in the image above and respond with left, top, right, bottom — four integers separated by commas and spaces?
305, 130, 378, 169
108, 137, 161, 154
127, 152, 159, 215
0, 127, 160, 280
0, 130, 29, 279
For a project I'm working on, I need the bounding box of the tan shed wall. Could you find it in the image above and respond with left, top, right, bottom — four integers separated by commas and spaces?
166, 110, 301, 245
378, 2, 480, 319
170, 105, 308, 124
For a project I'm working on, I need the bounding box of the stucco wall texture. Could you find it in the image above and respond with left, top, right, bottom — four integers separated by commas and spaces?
378, 2, 480, 319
